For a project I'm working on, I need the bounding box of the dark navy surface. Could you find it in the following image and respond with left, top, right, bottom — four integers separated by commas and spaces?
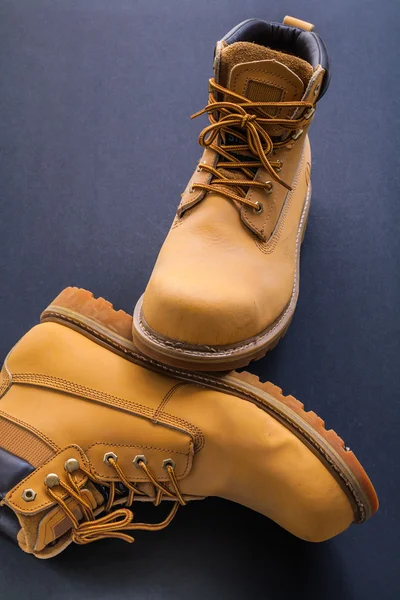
0, 0, 398, 598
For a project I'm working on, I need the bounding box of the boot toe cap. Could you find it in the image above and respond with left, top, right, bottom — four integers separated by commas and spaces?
142, 269, 282, 347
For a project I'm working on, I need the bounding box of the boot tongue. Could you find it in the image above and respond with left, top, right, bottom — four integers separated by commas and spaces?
217, 42, 313, 135
218, 41, 312, 102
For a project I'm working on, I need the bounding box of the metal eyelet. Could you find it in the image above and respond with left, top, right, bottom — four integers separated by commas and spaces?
133, 454, 148, 468
103, 451, 118, 465
253, 201, 263, 214
162, 458, 176, 470
265, 182, 273, 194
44, 474, 60, 489
275, 161, 282, 172
64, 458, 80, 473
22, 488, 36, 502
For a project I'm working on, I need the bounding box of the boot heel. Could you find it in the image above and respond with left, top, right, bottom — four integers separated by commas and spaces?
40, 287, 132, 340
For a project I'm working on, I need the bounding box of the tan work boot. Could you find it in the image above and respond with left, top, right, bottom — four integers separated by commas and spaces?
0, 288, 377, 558
133, 16, 330, 370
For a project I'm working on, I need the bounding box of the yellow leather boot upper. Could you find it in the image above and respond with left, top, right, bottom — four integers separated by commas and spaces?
137, 21, 327, 357
0, 320, 360, 558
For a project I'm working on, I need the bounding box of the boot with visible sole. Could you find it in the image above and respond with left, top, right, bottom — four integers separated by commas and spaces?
0, 287, 377, 558
133, 15, 330, 370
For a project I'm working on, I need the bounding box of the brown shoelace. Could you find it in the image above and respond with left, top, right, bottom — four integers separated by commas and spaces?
45, 455, 186, 545
191, 78, 315, 211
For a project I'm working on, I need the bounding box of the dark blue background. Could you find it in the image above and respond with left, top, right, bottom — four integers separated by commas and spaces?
0, 1, 398, 598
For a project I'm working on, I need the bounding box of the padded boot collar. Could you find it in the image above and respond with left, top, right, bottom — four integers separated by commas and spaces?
221, 19, 330, 99
0, 447, 34, 540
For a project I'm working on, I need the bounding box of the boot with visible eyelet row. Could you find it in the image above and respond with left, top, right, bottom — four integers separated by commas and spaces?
0, 288, 377, 558
133, 15, 330, 371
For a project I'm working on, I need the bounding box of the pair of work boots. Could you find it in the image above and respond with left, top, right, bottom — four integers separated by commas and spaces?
0, 16, 378, 559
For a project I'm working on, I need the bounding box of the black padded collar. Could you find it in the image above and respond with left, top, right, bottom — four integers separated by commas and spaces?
222, 19, 330, 100
0, 448, 35, 541
0, 447, 34, 499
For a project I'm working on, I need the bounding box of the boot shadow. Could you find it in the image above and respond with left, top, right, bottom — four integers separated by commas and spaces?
42, 499, 354, 600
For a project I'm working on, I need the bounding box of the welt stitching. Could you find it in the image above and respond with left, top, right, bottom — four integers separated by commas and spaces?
137, 291, 290, 356
43, 310, 175, 374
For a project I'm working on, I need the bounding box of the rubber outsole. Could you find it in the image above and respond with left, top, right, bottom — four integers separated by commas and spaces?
131, 182, 312, 372
41, 287, 379, 524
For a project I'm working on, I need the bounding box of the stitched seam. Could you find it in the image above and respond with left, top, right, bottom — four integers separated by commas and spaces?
255, 152, 307, 253
310, 32, 322, 66
86, 442, 188, 456
85, 442, 191, 481
0, 364, 12, 399
243, 129, 306, 240
137, 195, 298, 357
0, 370, 9, 397
232, 69, 295, 98
137, 155, 309, 358
41, 310, 365, 521
153, 383, 188, 422
0, 408, 60, 452
171, 215, 186, 229
12, 372, 204, 452
13, 373, 156, 415
0, 417, 55, 468
156, 413, 204, 452
243, 124, 306, 239
243, 170, 276, 236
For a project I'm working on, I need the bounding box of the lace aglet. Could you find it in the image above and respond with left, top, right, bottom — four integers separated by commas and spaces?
191, 108, 206, 120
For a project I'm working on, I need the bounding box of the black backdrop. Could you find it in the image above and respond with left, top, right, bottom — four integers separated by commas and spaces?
0, 1, 399, 598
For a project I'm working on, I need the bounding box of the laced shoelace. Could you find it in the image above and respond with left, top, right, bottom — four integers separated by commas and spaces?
190, 78, 315, 212
44, 455, 186, 545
